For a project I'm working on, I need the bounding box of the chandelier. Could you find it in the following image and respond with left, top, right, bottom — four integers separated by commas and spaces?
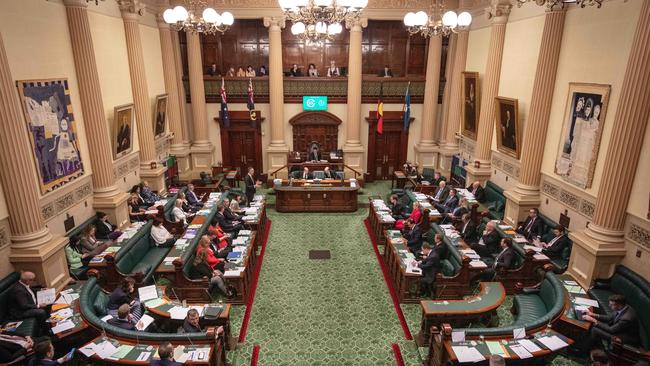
515, 0, 602, 10
403, 1, 472, 38
163, 0, 234, 34
279, 0, 368, 44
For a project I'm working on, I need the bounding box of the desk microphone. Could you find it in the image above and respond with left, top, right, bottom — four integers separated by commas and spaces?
171, 287, 182, 305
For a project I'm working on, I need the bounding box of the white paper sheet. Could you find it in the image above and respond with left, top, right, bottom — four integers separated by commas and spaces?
451, 346, 485, 363
136, 351, 151, 361
137, 285, 158, 302
78, 344, 96, 357
451, 331, 465, 342
94, 341, 118, 359
135, 314, 155, 331
509, 344, 533, 359
517, 339, 542, 353
513, 327, 526, 339
37, 288, 56, 305
574, 297, 599, 307
537, 335, 568, 351
169, 306, 190, 320
51, 319, 75, 334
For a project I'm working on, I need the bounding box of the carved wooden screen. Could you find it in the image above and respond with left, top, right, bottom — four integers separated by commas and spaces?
289, 111, 342, 153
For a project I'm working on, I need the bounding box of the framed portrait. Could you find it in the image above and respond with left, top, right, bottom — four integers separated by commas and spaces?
153, 94, 168, 139
461, 71, 480, 140
113, 103, 134, 159
494, 97, 521, 159
16, 78, 84, 194
554, 83, 610, 189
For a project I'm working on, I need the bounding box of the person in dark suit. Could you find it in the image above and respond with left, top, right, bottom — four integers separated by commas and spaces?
471, 221, 501, 257
466, 181, 485, 202
579, 294, 640, 353
300, 167, 313, 180
459, 214, 478, 243
540, 225, 571, 259
323, 166, 338, 179
448, 198, 469, 221
244, 167, 258, 206
222, 198, 243, 221
7, 272, 49, 328
432, 233, 448, 260
186, 184, 204, 209
116, 115, 131, 154
435, 188, 458, 214
94, 212, 121, 241
431, 171, 445, 186
206, 63, 219, 76
500, 109, 517, 150
107, 277, 142, 321
0, 334, 36, 364
107, 304, 137, 330
149, 342, 184, 366
378, 65, 393, 77
472, 238, 516, 283
403, 219, 422, 254
180, 309, 203, 333
27, 339, 73, 366
416, 243, 441, 298
517, 208, 545, 240
215, 204, 243, 233
289, 64, 302, 77
308, 147, 321, 161
431, 181, 449, 203
389, 194, 406, 219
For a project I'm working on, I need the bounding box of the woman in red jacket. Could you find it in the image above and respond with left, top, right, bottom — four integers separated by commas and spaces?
207, 218, 231, 257
191, 235, 232, 297
395, 201, 422, 230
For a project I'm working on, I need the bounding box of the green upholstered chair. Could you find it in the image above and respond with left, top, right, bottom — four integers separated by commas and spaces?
313, 171, 325, 180
0, 272, 39, 338
110, 221, 168, 284
483, 181, 506, 220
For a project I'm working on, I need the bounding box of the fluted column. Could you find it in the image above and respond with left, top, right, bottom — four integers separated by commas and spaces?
186, 31, 214, 173
342, 18, 367, 174
65, 0, 130, 227
158, 19, 183, 147
569, 0, 650, 287
170, 30, 192, 178
465, 0, 511, 184
119, 0, 167, 192
0, 32, 69, 289
414, 35, 443, 169
503, 9, 566, 225
439, 30, 469, 172
438, 33, 457, 147
264, 17, 289, 177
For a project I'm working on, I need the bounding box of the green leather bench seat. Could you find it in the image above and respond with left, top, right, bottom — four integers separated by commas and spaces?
588, 265, 650, 350
80, 276, 212, 342
0, 272, 39, 338
460, 272, 565, 337
114, 221, 167, 284
483, 181, 505, 220
66, 215, 98, 239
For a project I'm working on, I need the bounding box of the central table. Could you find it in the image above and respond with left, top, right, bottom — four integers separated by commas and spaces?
274, 180, 359, 212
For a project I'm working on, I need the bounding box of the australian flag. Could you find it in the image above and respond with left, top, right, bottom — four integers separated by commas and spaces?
220, 78, 230, 127
247, 78, 256, 121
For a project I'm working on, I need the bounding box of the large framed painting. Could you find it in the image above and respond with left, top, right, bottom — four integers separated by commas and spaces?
153, 94, 168, 139
555, 83, 611, 189
113, 103, 134, 159
461, 71, 480, 140
16, 79, 84, 194
495, 97, 521, 159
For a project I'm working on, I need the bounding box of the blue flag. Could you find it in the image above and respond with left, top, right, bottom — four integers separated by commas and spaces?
220, 78, 230, 127
247, 78, 256, 121
403, 82, 411, 130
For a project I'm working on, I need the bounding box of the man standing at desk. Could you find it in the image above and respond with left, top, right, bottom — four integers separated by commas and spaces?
300, 167, 313, 180
244, 167, 260, 206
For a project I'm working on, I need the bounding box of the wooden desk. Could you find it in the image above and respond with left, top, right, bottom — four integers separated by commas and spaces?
288, 161, 344, 172
392, 171, 408, 189
367, 198, 396, 246
417, 282, 505, 345
275, 181, 359, 212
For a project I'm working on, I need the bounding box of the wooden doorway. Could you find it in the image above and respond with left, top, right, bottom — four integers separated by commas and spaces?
366, 111, 413, 181
215, 111, 265, 176
289, 111, 341, 154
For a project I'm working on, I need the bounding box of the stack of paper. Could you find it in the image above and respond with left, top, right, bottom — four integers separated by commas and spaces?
574, 297, 599, 307
94, 341, 119, 359
537, 335, 569, 351
513, 236, 528, 244
135, 314, 155, 331
451, 346, 485, 362
169, 306, 190, 320
51, 319, 75, 334
243, 215, 258, 221
509, 344, 533, 359
518, 339, 542, 353
225, 268, 244, 277
524, 245, 543, 253
469, 260, 487, 268
37, 288, 56, 305
239, 230, 252, 236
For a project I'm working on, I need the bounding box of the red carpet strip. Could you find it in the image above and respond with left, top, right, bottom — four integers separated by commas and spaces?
391, 343, 406, 366
250, 344, 260, 366
364, 218, 413, 340
238, 219, 272, 343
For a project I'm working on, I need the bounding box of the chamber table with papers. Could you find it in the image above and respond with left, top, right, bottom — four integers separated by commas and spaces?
274, 180, 359, 212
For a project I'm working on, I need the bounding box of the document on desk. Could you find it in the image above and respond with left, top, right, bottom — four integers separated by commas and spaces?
469, 260, 487, 268
110, 345, 134, 359
144, 298, 166, 308
135, 314, 155, 331
136, 351, 151, 362
451, 346, 485, 362
37, 288, 56, 305
192, 348, 211, 361
517, 339, 542, 353
537, 335, 568, 351
524, 245, 543, 253
451, 331, 465, 342
138, 285, 158, 302
78, 344, 96, 357
95, 341, 118, 359
533, 253, 550, 261
169, 306, 189, 320
51, 319, 75, 334
486, 341, 506, 356
574, 297, 599, 307
509, 344, 533, 359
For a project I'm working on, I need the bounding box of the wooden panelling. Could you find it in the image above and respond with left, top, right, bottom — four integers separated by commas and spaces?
281, 27, 350, 76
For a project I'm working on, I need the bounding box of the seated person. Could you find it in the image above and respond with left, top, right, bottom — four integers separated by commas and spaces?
0, 334, 34, 364
65, 236, 91, 269
307, 63, 318, 77
435, 188, 459, 214
206, 218, 232, 258
308, 146, 321, 161
326, 60, 340, 77
516, 208, 545, 240
443, 197, 469, 224
431, 181, 449, 203
215, 204, 243, 233
299, 167, 313, 180
190, 236, 232, 297
389, 194, 407, 220
579, 294, 640, 353
8, 272, 49, 330
79, 224, 111, 257
413, 243, 441, 298
150, 342, 183, 366
466, 181, 485, 202
323, 166, 338, 179
258, 65, 267, 76
94, 212, 122, 241
229, 194, 244, 214
471, 221, 500, 257
431, 171, 445, 186
236, 67, 245, 77
171, 199, 193, 225
459, 213, 477, 243
107, 277, 142, 321
432, 233, 448, 260
128, 195, 147, 222
395, 201, 422, 230
151, 219, 175, 247
403, 218, 422, 254
288, 64, 302, 77
539, 225, 571, 259
131, 185, 151, 208
472, 238, 516, 283
402, 162, 419, 180
108, 304, 156, 332
378, 65, 393, 77
177, 191, 192, 212
180, 308, 203, 333
27, 339, 72, 366
140, 181, 160, 204
245, 65, 256, 77
222, 198, 243, 221
185, 184, 204, 209
419, 209, 432, 238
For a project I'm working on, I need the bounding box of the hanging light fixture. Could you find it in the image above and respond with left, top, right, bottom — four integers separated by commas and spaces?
515, 0, 602, 10
403, 1, 472, 38
279, 0, 367, 44
163, 0, 234, 34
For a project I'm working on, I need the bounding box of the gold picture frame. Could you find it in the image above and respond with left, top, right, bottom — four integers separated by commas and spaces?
113, 103, 134, 159
153, 94, 168, 139
461, 71, 480, 140
494, 96, 521, 159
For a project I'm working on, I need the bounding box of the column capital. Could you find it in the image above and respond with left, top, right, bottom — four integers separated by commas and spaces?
544, 6, 567, 14
118, 0, 145, 20
62, 0, 88, 8
486, 0, 511, 24
345, 17, 368, 31
263, 17, 285, 30
156, 14, 170, 29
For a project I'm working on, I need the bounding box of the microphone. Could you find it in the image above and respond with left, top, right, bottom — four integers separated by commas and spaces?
170, 287, 181, 306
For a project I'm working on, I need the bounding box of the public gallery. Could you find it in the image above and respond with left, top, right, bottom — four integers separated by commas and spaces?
0, 0, 648, 365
